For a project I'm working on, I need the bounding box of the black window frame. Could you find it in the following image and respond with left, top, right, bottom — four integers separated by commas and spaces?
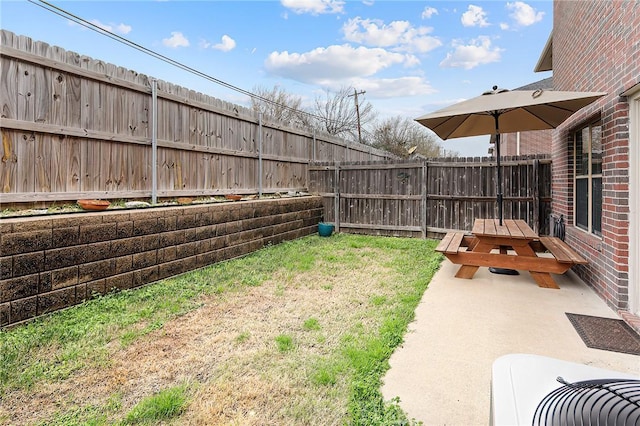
573, 120, 603, 237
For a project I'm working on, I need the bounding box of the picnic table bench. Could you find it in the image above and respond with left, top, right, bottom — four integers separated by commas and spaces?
436, 219, 587, 289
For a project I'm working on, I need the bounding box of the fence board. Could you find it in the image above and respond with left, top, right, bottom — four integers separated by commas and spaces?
0, 30, 394, 207
35, 132, 50, 192
309, 156, 552, 237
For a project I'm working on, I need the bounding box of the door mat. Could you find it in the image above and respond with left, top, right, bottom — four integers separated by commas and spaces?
566, 313, 640, 356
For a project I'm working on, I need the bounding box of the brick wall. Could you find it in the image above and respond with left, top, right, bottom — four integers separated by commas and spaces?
0, 196, 323, 327
548, 0, 639, 309
501, 130, 553, 156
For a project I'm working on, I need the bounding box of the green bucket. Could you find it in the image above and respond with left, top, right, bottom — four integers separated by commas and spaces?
318, 222, 335, 237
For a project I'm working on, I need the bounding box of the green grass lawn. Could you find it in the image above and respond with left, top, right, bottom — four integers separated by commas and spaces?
0, 234, 442, 425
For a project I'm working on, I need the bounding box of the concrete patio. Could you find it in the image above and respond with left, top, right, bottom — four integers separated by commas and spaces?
381, 260, 639, 425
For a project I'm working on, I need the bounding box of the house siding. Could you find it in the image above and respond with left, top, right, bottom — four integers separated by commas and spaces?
549, 1, 639, 309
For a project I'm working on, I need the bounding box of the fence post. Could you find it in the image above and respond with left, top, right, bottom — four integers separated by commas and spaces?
151, 78, 158, 205
334, 162, 340, 232
533, 157, 539, 234
421, 160, 428, 238
312, 128, 316, 162
258, 112, 263, 198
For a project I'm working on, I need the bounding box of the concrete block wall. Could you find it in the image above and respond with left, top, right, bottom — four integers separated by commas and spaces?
0, 196, 323, 327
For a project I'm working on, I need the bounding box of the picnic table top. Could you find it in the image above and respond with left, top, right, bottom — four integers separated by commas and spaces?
471, 218, 538, 240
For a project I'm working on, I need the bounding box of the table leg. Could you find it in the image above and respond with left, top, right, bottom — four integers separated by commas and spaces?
468, 238, 480, 251
512, 244, 560, 289
454, 241, 494, 279
529, 272, 560, 289
455, 265, 480, 279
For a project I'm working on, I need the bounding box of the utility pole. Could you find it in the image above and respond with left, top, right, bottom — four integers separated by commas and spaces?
348, 88, 366, 144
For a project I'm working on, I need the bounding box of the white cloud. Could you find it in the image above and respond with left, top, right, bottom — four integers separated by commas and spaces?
163, 31, 190, 48
499, 22, 510, 30
421, 7, 438, 19
280, 0, 344, 15
264, 44, 416, 85
409, 34, 443, 54
115, 23, 132, 34
342, 17, 441, 53
506, 1, 544, 26
89, 19, 131, 35
351, 76, 436, 98
461, 5, 489, 27
439, 36, 503, 69
200, 35, 236, 52
212, 35, 236, 52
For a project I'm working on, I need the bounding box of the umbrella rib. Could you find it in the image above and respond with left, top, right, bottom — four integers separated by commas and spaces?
522, 104, 578, 128
439, 110, 511, 139
432, 115, 466, 140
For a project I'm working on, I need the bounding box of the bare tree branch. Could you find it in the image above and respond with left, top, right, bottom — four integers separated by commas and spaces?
313, 86, 376, 142
371, 116, 451, 158
250, 85, 312, 128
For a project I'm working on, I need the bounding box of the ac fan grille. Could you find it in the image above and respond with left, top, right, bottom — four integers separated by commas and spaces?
532, 378, 640, 426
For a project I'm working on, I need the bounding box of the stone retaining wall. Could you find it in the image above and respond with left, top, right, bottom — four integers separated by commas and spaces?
0, 196, 323, 327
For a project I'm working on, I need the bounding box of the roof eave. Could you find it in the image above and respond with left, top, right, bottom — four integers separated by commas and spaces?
534, 32, 553, 73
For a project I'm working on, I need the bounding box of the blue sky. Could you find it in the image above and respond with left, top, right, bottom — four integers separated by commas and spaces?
1, 0, 553, 156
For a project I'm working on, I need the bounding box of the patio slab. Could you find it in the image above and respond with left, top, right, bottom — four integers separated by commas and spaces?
381, 260, 640, 425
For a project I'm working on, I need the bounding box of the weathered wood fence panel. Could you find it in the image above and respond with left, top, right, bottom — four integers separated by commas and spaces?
310, 161, 427, 238
309, 155, 552, 237
0, 30, 393, 207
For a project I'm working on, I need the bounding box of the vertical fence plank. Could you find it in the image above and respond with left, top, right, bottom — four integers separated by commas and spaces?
334, 162, 340, 232
1, 30, 419, 207
35, 132, 50, 192
308, 156, 551, 237
421, 161, 427, 238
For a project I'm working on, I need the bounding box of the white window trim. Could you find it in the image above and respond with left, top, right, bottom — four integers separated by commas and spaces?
628, 88, 640, 315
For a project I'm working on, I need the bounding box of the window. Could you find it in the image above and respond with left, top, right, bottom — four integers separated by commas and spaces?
574, 122, 602, 236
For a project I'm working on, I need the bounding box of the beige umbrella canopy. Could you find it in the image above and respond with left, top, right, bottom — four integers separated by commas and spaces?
416, 86, 606, 224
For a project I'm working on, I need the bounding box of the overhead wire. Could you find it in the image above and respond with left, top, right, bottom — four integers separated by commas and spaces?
26, 0, 331, 123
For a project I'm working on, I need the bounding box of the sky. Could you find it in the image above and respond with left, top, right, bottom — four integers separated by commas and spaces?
1, 0, 553, 157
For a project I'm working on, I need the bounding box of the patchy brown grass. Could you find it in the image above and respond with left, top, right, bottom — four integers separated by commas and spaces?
1, 240, 415, 425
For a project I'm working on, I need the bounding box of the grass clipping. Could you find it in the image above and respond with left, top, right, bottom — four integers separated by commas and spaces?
0, 234, 441, 425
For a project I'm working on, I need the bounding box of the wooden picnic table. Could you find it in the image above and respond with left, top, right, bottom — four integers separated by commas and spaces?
436, 218, 587, 289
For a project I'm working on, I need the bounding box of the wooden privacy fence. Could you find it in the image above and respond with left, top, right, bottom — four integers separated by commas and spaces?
309, 155, 552, 238
0, 30, 393, 207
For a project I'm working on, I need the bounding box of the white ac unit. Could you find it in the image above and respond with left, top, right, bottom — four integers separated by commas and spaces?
491, 354, 640, 425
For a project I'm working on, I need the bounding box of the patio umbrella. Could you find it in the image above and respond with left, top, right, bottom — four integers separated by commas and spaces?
415, 86, 606, 225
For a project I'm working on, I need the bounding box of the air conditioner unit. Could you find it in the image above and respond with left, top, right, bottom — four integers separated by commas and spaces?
491, 354, 640, 425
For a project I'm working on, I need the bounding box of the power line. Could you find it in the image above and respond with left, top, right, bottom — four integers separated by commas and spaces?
26, 0, 331, 123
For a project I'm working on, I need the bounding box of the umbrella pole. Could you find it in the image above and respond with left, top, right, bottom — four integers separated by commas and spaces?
490, 112, 519, 276
494, 113, 503, 226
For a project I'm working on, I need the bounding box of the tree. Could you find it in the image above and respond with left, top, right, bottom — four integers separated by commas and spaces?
370, 116, 447, 158
250, 85, 312, 128
313, 86, 376, 142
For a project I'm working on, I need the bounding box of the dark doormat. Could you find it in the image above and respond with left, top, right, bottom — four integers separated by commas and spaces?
566, 313, 640, 356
